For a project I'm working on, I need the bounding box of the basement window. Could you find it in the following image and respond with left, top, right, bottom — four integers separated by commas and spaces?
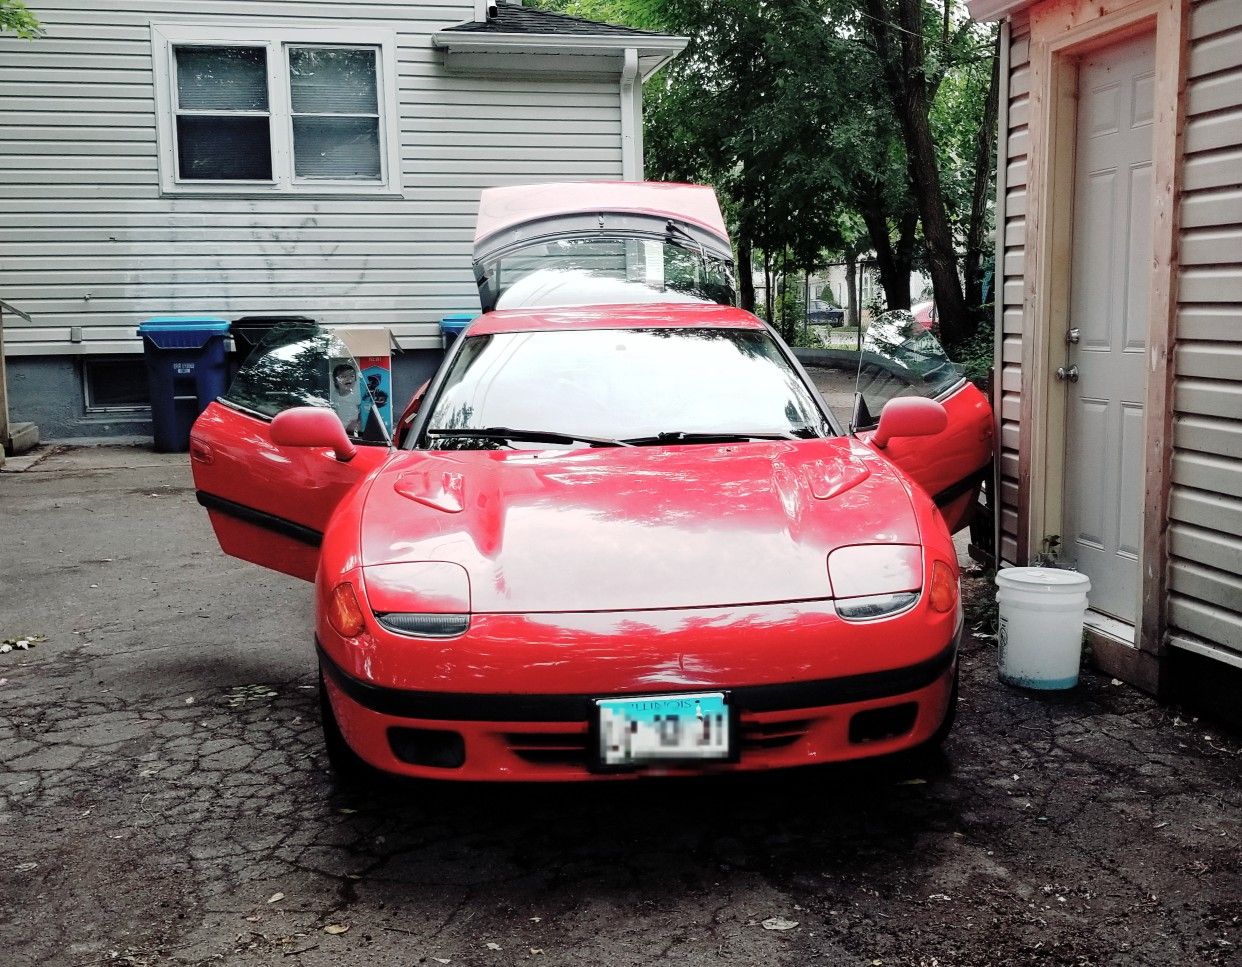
83, 358, 150, 413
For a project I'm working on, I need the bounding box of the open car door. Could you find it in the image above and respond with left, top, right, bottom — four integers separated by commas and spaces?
189, 322, 391, 581
849, 312, 993, 533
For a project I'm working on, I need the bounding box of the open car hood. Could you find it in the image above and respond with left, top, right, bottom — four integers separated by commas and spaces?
359, 438, 921, 614
472, 183, 734, 312
474, 182, 731, 255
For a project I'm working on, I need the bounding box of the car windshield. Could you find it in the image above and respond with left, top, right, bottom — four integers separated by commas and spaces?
481, 236, 735, 311
416, 327, 833, 450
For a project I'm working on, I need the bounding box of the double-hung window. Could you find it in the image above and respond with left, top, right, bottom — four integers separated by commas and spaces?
152, 24, 400, 195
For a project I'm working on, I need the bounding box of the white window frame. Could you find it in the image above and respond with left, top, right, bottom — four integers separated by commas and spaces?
151, 23, 402, 197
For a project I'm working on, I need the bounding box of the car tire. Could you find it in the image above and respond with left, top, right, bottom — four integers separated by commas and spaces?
319, 668, 380, 786
886, 662, 959, 779
926, 660, 960, 749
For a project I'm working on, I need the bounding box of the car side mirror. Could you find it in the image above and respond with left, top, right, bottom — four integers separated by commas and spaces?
271, 407, 357, 462
871, 397, 948, 449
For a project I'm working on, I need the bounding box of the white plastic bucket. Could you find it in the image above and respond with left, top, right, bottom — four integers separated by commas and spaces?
995, 567, 1091, 689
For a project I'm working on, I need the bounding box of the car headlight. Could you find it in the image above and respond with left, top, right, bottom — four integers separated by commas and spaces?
834, 591, 920, 621
828, 544, 922, 622
376, 612, 470, 638
362, 561, 472, 638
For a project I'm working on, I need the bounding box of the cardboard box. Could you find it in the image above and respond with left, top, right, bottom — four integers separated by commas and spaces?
329, 326, 401, 439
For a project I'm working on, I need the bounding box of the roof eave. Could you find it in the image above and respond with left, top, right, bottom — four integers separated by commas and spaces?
433, 30, 688, 58
967, 0, 1038, 22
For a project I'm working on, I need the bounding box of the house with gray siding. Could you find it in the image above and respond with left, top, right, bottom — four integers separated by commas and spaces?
0, 0, 684, 438
970, 0, 1242, 713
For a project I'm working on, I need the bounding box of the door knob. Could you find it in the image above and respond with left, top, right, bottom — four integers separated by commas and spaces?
1066, 328, 1080, 344
1055, 365, 1080, 383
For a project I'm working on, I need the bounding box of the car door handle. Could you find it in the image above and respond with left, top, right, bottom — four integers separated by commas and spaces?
1055, 365, 1080, 383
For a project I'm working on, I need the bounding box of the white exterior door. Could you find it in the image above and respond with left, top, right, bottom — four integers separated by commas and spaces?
1062, 32, 1156, 623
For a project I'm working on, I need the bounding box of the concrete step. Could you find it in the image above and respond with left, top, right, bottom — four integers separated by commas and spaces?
4, 421, 39, 455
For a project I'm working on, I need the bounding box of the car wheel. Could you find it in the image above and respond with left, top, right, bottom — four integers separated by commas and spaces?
319, 668, 380, 786
888, 662, 959, 778
926, 660, 960, 748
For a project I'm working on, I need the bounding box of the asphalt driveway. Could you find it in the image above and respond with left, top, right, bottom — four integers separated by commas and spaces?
0, 446, 1238, 966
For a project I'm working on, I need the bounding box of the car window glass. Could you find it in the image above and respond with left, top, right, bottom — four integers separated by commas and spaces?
848, 310, 964, 428
486, 237, 735, 311
420, 327, 831, 450
222, 322, 385, 443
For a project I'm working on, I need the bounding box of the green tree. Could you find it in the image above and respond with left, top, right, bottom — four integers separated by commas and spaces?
1, 0, 40, 37
535, 0, 998, 348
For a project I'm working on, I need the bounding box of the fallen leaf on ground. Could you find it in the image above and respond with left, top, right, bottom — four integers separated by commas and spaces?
323, 924, 349, 935
432, 959, 451, 964
529, 949, 544, 955
268, 892, 285, 903
485, 941, 502, 950
761, 916, 798, 931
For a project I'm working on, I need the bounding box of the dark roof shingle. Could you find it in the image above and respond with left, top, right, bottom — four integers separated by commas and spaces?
442, 4, 666, 38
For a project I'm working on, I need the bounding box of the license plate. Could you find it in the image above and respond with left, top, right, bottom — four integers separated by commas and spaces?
596, 691, 731, 767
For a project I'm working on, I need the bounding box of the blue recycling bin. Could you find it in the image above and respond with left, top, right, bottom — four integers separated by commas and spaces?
137, 316, 231, 452
440, 312, 476, 349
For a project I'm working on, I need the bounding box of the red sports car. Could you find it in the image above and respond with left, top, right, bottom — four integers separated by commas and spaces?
190, 183, 991, 783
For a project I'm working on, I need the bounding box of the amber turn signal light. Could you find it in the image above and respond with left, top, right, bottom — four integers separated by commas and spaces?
928, 561, 957, 613
327, 581, 367, 639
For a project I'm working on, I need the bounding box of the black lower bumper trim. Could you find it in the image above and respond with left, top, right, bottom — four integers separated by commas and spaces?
317, 637, 958, 723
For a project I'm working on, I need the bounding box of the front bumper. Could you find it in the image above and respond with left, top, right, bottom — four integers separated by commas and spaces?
318, 629, 960, 782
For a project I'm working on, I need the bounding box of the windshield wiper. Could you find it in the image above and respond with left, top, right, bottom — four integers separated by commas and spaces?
622, 429, 815, 446
425, 426, 633, 448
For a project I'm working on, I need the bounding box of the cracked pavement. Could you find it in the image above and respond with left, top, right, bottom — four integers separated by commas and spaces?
1, 445, 1239, 966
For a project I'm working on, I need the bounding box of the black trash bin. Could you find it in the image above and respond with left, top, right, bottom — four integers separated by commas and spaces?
137, 316, 231, 453
231, 315, 316, 365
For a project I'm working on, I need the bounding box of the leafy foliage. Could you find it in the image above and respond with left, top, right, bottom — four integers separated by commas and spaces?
532, 0, 998, 355
1, 0, 41, 38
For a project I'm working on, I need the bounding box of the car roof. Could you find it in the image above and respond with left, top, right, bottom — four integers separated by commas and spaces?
467, 302, 766, 336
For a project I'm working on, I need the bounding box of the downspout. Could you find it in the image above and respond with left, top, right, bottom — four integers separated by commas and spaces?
620, 48, 640, 181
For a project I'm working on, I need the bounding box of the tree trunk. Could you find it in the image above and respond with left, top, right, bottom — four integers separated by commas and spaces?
858, 183, 911, 312
763, 249, 774, 324
864, 0, 972, 348
894, 206, 919, 304
964, 29, 1001, 314
845, 253, 859, 329
738, 233, 756, 312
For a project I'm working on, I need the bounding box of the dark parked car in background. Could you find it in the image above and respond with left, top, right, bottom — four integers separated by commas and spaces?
807, 299, 846, 326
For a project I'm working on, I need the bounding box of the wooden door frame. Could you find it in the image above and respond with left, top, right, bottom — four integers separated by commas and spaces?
1019, 0, 1188, 693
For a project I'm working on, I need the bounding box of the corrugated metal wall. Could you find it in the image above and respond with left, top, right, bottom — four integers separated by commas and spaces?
0, 0, 626, 355
1168, 0, 1242, 666
996, 13, 1030, 567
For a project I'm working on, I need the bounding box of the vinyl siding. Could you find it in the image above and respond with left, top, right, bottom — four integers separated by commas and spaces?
1168, 0, 1242, 666
996, 13, 1029, 566
0, 0, 626, 355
